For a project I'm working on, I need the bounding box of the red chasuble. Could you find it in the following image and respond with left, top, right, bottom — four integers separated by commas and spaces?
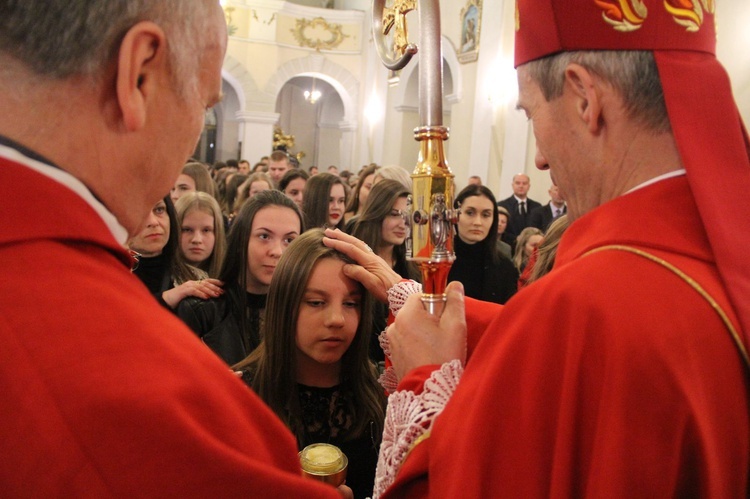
0, 156, 339, 497
385, 177, 749, 497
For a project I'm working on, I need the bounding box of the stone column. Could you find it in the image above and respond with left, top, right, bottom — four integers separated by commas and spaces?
236, 111, 279, 163
339, 121, 358, 170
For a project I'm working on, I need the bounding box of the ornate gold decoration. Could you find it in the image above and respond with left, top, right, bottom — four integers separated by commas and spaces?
252, 10, 276, 25
291, 17, 349, 51
515, 0, 520, 31
664, 0, 714, 32
273, 127, 295, 150
596, 0, 648, 32
382, 0, 416, 56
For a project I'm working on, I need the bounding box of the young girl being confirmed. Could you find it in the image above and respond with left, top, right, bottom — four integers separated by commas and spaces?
234, 228, 386, 499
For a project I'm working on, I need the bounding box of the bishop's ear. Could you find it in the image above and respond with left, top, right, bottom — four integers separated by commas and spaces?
563, 63, 603, 134
115, 21, 167, 131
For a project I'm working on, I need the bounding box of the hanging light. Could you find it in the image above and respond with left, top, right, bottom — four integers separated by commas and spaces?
304, 77, 322, 104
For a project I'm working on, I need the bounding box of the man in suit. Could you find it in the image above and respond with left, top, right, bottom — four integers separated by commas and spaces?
497, 173, 542, 244
530, 183, 567, 231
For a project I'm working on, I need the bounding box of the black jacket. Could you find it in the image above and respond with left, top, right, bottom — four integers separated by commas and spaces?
448, 236, 518, 304
529, 203, 567, 232
177, 287, 266, 366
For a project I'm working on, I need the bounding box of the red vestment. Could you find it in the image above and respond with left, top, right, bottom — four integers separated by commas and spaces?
0, 156, 338, 497
385, 177, 749, 497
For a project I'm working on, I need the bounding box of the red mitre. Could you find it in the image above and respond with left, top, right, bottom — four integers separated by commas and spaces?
515, 0, 750, 361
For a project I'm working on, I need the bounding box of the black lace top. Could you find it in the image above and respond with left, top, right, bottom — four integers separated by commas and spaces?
241, 374, 380, 499
297, 383, 380, 499
298, 384, 351, 443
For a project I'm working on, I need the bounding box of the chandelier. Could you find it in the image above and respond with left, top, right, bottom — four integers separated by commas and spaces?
304, 77, 322, 104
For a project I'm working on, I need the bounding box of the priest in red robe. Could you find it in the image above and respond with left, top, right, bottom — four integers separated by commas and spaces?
0, 1, 347, 496
327, 0, 750, 496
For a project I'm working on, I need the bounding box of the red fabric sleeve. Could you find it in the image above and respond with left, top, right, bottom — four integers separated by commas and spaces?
464, 297, 503, 361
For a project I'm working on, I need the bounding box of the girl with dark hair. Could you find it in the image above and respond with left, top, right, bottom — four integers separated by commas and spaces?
448, 184, 519, 304
351, 179, 419, 282
234, 229, 386, 499
279, 168, 309, 209
178, 190, 304, 365
128, 196, 223, 310
302, 172, 347, 231
351, 179, 421, 363
344, 164, 378, 225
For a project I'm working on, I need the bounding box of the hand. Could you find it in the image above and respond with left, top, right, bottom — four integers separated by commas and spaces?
336, 483, 353, 499
386, 281, 467, 380
322, 228, 401, 303
162, 278, 224, 309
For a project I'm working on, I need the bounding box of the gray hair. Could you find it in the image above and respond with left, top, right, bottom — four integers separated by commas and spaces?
0, 1, 215, 90
523, 51, 670, 133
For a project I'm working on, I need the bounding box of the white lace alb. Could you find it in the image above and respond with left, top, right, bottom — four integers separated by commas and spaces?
387, 280, 423, 317
373, 360, 463, 498
378, 280, 424, 393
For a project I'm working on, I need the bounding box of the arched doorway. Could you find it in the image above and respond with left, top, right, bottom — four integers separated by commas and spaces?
275, 75, 346, 169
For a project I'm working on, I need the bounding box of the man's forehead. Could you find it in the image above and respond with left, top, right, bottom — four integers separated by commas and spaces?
514, 66, 539, 112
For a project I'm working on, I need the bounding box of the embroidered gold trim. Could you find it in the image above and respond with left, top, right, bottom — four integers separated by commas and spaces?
583, 244, 750, 369
403, 431, 431, 464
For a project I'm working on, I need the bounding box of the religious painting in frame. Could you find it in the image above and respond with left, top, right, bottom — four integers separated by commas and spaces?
458, 0, 481, 63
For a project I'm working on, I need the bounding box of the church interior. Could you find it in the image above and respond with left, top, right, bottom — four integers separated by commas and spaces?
206, 0, 749, 201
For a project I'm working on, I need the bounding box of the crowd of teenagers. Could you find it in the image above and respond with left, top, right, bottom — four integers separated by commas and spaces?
125, 155, 567, 497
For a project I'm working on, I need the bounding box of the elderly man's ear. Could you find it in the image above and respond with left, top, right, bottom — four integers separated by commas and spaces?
115, 21, 168, 132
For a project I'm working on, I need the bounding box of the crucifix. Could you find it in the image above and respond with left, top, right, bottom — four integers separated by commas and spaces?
382, 0, 416, 56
